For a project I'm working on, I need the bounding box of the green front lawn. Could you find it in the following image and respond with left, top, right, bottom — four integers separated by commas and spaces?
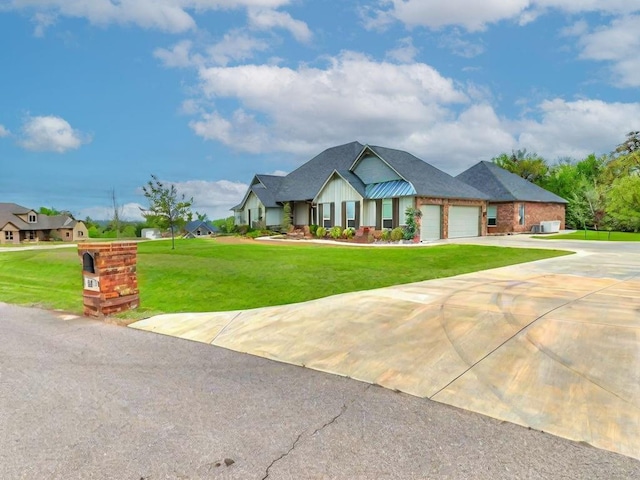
0, 239, 569, 317
535, 230, 640, 241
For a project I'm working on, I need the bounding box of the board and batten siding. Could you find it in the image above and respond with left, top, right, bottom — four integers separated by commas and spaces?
293, 201, 308, 225
362, 200, 376, 226
315, 174, 363, 228
352, 155, 401, 184
398, 197, 414, 225
265, 207, 283, 227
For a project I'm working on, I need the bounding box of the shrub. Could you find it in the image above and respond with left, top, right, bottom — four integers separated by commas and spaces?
281, 202, 292, 232
381, 228, 391, 241
316, 226, 326, 238
330, 226, 343, 239
246, 230, 261, 239
343, 227, 356, 239
404, 207, 423, 240
237, 224, 250, 235
309, 224, 319, 236
390, 227, 404, 242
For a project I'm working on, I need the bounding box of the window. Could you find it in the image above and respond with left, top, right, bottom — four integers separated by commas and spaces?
322, 203, 331, 228
345, 201, 356, 228
5, 231, 13, 241
382, 198, 393, 229
78, 231, 84, 237
66, 232, 70, 238
28, 213, 37, 223
487, 206, 497, 226
519, 203, 526, 225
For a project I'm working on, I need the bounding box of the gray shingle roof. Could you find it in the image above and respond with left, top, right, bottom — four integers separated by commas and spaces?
0, 203, 79, 230
369, 146, 489, 200
456, 161, 568, 204
276, 142, 365, 201
252, 174, 285, 208
185, 220, 219, 233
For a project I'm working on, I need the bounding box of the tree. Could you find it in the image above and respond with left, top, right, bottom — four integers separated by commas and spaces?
614, 131, 640, 156
606, 176, 640, 232
281, 202, 292, 232
141, 174, 193, 249
492, 149, 549, 185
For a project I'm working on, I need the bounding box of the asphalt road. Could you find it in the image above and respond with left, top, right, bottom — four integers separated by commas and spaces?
1, 302, 638, 479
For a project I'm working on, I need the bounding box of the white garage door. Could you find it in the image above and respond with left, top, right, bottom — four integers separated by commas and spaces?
420, 205, 441, 242
448, 206, 480, 238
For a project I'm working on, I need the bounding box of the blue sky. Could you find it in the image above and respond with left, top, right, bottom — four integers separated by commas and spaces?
1, 1, 639, 220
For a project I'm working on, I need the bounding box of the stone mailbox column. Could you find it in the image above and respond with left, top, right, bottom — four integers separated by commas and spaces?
78, 242, 139, 317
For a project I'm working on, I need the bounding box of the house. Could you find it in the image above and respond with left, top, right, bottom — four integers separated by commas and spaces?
232, 174, 285, 230
233, 142, 491, 240
456, 161, 567, 234
183, 220, 219, 238
0, 203, 88, 245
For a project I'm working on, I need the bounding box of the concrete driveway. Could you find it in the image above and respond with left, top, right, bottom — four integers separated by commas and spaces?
130, 235, 640, 460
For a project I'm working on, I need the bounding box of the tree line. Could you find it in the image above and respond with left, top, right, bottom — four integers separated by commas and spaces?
492, 131, 640, 232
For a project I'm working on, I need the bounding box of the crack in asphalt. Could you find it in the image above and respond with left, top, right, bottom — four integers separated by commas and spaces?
261, 384, 371, 480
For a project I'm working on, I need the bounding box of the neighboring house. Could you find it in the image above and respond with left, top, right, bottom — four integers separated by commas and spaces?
141, 228, 162, 239
233, 142, 491, 240
183, 220, 219, 238
0, 203, 88, 245
456, 161, 567, 234
232, 174, 285, 230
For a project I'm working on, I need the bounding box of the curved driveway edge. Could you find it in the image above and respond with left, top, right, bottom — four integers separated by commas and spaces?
130, 236, 640, 460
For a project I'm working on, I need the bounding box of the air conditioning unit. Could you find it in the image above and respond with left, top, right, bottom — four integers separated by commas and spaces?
540, 221, 561, 233
531, 224, 543, 234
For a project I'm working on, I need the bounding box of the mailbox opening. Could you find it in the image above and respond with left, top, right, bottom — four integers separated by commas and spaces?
82, 252, 95, 274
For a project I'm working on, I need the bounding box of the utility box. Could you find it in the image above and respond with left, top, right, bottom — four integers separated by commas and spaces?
78, 242, 139, 317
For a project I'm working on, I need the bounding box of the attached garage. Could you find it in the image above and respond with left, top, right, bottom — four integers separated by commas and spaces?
448, 206, 481, 238
420, 205, 441, 241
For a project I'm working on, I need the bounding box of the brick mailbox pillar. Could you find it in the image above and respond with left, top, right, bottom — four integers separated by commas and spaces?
78, 242, 139, 317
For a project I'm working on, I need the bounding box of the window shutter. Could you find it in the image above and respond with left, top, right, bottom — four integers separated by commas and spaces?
375, 199, 382, 229
341, 202, 347, 229
318, 203, 324, 226
355, 201, 361, 229
392, 198, 400, 228
330, 202, 335, 227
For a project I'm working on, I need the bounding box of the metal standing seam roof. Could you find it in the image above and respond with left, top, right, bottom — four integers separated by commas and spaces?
365, 180, 416, 199
456, 161, 568, 204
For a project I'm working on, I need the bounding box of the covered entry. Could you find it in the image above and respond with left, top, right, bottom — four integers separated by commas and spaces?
448, 206, 481, 238
420, 205, 441, 241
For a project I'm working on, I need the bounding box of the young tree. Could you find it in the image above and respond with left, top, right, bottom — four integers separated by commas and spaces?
281, 202, 292, 232
492, 149, 549, 185
141, 174, 193, 249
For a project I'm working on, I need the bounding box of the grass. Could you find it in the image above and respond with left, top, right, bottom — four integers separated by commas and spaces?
0, 238, 570, 318
535, 230, 640, 241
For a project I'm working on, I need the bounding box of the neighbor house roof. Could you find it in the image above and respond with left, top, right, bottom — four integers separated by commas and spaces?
456, 161, 568, 204
0, 203, 81, 231
184, 220, 219, 233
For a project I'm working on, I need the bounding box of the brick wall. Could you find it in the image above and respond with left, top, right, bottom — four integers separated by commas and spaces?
489, 202, 565, 234
417, 197, 487, 239
78, 242, 139, 317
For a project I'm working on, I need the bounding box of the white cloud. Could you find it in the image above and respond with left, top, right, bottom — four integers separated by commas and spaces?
266, 170, 287, 176
575, 15, 640, 87
79, 202, 146, 221
19, 115, 91, 153
247, 7, 312, 42
438, 30, 485, 58
516, 98, 640, 159
154, 40, 200, 68
171, 179, 249, 219
206, 30, 270, 66
3, 0, 295, 34
190, 51, 468, 155
385, 37, 419, 63
0, 124, 9, 137
368, 1, 640, 31
32, 11, 56, 37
